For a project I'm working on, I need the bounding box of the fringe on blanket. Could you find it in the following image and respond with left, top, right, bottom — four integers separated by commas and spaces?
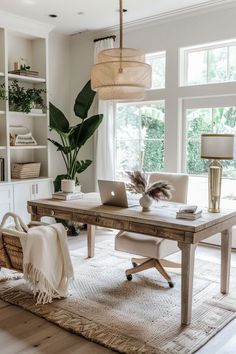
23, 263, 70, 305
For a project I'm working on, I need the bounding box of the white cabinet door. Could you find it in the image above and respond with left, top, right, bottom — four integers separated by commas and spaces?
34, 180, 52, 199
0, 184, 13, 224
13, 179, 52, 223
13, 182, 34, 223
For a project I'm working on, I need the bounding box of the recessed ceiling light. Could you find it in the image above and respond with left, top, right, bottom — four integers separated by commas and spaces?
77, 12, 85, 15
49, 14, 58, 18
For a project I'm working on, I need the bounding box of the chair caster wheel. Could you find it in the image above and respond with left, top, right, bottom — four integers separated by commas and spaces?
132, 262, 137, 268
126, 274, 132, 281
168, 281, 174, 288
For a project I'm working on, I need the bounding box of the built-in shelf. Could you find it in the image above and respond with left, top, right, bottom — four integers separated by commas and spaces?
0, 111, 5, 115
0, 72, 4, 77
9, 111, 47, 117
0, 146, 6, 150
10, 145, 47, 150
8, 73, 46, 84
11, 176, 50, 183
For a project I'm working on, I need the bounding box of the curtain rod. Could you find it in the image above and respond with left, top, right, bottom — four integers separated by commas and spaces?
93, 35, 116, 43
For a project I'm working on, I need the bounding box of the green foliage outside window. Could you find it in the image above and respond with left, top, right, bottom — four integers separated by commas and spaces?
116, 102, 165, 178
187, 106, 236, 177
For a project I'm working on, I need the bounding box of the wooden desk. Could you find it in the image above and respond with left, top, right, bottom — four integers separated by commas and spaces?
27, 193, 236, 326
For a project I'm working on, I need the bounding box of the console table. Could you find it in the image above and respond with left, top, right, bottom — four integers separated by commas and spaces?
27, 193, 236, 326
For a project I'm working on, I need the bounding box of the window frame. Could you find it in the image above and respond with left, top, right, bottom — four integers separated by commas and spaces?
114, 99, 165, 179
181, 39, 236, 87
146, 51, 166, 90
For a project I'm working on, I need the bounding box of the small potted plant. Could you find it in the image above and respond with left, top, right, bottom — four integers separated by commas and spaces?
127, 171, 173, 211
8, 80, 46, 113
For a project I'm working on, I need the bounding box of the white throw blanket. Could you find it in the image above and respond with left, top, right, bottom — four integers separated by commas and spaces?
19, 223, 74, 304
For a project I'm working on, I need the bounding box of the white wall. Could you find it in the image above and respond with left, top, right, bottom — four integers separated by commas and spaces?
69, 5, 236, 191
48, 31, 71, 180
70, 32, 97, 192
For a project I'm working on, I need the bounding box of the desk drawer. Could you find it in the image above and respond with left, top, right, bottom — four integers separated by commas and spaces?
72, 213, 129, 230
37, 207, 72, 220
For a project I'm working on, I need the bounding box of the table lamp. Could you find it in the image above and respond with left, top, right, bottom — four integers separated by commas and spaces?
201, 134, 235, 213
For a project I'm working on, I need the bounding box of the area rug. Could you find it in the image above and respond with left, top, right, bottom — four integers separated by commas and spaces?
0, 239, 236, 354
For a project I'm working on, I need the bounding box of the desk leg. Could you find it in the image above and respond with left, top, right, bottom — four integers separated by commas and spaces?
31, 214, 41, 222
178, 242, 197, 326
221, 228, 232, 294
87, 224, 95, 258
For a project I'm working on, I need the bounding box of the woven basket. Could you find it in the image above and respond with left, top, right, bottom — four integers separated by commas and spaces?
0, 212, 46, 272
0, 233, 23, 271
11, 162, 41, 179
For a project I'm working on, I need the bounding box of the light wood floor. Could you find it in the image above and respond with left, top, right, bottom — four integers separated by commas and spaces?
1, 231, 236, 354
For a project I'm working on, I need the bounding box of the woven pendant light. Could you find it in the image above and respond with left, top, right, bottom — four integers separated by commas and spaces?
91, 0, 152, 100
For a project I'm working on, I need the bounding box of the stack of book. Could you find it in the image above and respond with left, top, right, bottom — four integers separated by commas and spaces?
176, 205, 202, 220
52, 191, 83, 201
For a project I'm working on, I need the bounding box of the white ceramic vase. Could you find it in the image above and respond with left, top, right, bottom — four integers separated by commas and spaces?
139, 193, 152, 211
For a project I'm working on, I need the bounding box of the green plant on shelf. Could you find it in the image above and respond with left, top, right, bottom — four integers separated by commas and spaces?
3, 80, 46, 113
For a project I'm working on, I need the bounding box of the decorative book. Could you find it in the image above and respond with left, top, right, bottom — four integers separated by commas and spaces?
176, 205, 202, 220
52, 191, 83, 201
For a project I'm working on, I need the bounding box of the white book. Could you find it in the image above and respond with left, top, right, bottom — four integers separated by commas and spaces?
52, 191, 83, 201
176, 208, 202, 220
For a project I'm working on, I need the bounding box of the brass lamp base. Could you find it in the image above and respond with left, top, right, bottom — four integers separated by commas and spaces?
208, 159, 222, 213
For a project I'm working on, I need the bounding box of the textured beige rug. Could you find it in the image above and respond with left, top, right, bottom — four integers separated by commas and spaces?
0, 240, 236, 354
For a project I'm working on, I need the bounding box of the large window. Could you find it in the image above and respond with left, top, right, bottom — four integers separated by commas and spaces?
182, 40, 236, 86
146, 52, 166, 89
115, 101, 165, 179
186, 106, 236, 178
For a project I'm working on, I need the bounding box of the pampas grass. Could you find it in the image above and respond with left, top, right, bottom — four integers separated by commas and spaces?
127, 171, 173, 201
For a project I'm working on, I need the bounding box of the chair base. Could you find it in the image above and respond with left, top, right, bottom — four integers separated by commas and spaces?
125, 257, 180, 288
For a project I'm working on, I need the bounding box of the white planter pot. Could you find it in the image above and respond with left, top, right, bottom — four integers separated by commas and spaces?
61, 179, 75, 193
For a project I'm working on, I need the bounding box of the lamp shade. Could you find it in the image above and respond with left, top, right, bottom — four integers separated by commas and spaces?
91, 48, 152, 100
201, 134, 235, 160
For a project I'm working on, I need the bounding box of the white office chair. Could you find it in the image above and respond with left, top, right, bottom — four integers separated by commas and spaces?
115, 172, 189, 287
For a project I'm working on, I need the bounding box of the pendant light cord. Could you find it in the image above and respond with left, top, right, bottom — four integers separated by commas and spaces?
119, 0, 123, 73
119, 0, 123, 50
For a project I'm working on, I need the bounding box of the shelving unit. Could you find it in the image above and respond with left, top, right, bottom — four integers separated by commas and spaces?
8, 111, 47, 117
0, 28, 50, 183
0, 20, 53, 223
8, 73, 46, 83
10, 145, 47, 150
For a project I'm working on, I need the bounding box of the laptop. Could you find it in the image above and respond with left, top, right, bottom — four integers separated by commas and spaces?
98, 180, 138, 208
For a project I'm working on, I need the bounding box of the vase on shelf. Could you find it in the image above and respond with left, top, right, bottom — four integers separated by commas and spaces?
139, 193, 152, 212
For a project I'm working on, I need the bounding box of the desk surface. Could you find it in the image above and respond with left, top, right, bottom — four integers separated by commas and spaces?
28, 193, 236, 235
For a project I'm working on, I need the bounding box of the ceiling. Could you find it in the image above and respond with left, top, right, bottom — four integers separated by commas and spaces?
0, 0, 234, 34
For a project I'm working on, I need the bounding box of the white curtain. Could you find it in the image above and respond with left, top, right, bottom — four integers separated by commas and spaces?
94, 38, 115, 189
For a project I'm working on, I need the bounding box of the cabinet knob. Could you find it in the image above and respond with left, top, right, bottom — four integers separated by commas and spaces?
50, 210, 55, 216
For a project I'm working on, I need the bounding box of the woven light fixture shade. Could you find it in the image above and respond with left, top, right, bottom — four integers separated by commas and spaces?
91, 1, 152, 101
